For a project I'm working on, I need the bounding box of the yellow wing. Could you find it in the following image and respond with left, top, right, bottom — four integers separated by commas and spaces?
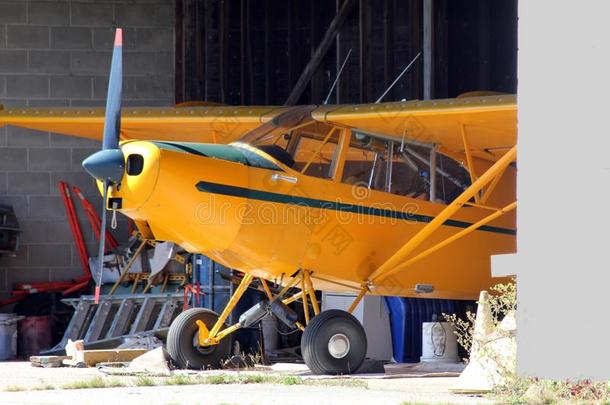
312, 94, 517, 162
0, 105, 292, 144
0, 95, 516, 161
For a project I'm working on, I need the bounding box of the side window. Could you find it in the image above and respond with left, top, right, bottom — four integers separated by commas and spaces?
341, 133, 468, 202
291, 131, 339, 179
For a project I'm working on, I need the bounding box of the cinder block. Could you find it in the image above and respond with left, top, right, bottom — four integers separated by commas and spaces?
136, 27, 173, 51
115, 4, 173, 27
6, 126, 50, 147
7, 266, 51, 285
0, 98, 26, 108
50, 266, 86, 282
0, 76, 5, 97
93, 76, 136, 99
71, 2, 114, 27
51, 27, 92, 50
50, 76, 91, 98
0, 147, 27, 171
50, 171, 98, 197
0, 196, 28, 219
0, 26, 6, 48
7, 172, 50, 195
29, 147, 71, 171
69, 99, 105, 107
7, 25, 49, 49
0, 269, 6, 292
27, 99, 70, 107
70, 51, 111, 75
29, 196, 66, 219
0, 51, 28, 72
124, 52, 158, 75
70, 148, 99, 171
0, 2, 27, 24
0, 172, 7, 195
28, 245, 71, 269
154, 52, 173, 76
28, 50, 71, 73
6, 75, 49, 98
135, 75, 172, 98
93, 27, 136, 51
0, 245, 29, 267
28, 1, 70, 26
50, 133, 99, 148
21, 220, 73, 244
0, 127, 6, 146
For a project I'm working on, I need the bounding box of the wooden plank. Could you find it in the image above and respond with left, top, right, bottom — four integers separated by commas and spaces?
78, 349, 148, 367
285, 0, 356, 105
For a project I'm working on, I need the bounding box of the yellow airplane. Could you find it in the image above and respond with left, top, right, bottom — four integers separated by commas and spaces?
0, 30, 516, 374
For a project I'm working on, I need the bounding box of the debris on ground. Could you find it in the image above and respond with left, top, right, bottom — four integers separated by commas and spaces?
29, 355, 70, 368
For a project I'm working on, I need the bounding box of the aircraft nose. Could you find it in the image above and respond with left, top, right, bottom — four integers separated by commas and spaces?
108, 141, 160, 212
82, 149, 125, 184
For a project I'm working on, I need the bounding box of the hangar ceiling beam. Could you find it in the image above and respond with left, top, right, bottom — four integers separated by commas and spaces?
423, 0, 434, 100
285, 0, 356, 106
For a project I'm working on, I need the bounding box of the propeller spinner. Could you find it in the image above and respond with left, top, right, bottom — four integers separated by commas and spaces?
82, 29, 125, 303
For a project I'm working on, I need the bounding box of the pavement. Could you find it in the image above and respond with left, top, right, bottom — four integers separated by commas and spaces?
0, 361, 493, 405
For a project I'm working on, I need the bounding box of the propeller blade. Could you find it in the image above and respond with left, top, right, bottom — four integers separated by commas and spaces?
84, 28, 124, 303
102, 28, 123, 150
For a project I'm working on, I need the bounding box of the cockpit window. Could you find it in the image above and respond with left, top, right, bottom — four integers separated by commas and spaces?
342, 132, 471, 203
153, 141, 283, 171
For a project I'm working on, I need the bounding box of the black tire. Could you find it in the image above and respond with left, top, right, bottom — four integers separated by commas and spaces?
301, 309, 367, 375
166, 308, 232, 370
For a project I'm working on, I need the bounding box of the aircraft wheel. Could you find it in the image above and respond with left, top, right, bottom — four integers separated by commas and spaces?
167, 308, 232, 369
301, 309, 367, 375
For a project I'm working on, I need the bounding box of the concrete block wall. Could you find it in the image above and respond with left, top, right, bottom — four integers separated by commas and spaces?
0, 0, 174, 301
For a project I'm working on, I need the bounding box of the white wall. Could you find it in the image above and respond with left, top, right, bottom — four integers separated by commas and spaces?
514, 0, 610, 379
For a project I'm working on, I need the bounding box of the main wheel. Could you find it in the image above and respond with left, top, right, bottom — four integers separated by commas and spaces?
166, 308, 232, 369
301, 309, 367, 375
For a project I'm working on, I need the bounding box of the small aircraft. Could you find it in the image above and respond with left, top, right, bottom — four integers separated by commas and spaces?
0, 30, 516, 374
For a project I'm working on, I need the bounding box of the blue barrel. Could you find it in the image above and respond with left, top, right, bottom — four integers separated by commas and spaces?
0, 314, 23, 360
384, 297, 474, 363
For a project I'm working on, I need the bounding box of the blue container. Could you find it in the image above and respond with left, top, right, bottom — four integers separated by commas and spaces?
384, 297, 475, 363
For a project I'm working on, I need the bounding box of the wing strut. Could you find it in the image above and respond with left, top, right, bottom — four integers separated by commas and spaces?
367, 145, 517, 284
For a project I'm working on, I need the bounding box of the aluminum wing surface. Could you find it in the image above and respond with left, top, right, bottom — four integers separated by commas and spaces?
311, 94, 517, 162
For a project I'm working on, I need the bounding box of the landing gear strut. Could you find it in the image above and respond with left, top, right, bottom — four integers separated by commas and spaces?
301, 309, 367, 375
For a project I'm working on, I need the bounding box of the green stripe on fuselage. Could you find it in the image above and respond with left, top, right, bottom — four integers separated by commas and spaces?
195, 181, 516, 236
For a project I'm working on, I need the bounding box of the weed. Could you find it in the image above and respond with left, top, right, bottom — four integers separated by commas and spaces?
135, 376, 156, 387
164, 374, 197, 386
280, 375, 302, 385
4, 385, 26, 392
61, 376, 124, 390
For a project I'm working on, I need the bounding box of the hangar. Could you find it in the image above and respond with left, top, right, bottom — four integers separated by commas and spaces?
0, 0, 602, 403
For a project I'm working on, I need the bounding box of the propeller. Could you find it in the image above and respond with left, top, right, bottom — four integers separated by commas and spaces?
82, 29, 125, 303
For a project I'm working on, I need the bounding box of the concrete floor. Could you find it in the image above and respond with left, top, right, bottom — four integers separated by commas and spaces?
0, 361, 492, 405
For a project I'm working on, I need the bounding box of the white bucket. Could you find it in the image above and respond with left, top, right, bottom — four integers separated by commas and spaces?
420, 321, 460, 363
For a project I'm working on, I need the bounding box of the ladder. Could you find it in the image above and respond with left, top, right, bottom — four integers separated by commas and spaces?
43, 293, 184, 355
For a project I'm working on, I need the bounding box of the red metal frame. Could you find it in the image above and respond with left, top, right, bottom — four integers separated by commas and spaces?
0, 182, 120, 307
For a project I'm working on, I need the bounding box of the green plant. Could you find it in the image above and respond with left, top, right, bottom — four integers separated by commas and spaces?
443, 280, 517, 356
60, 376, 125, 390
135, 376, 156, 387
164, 374, 197, 386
